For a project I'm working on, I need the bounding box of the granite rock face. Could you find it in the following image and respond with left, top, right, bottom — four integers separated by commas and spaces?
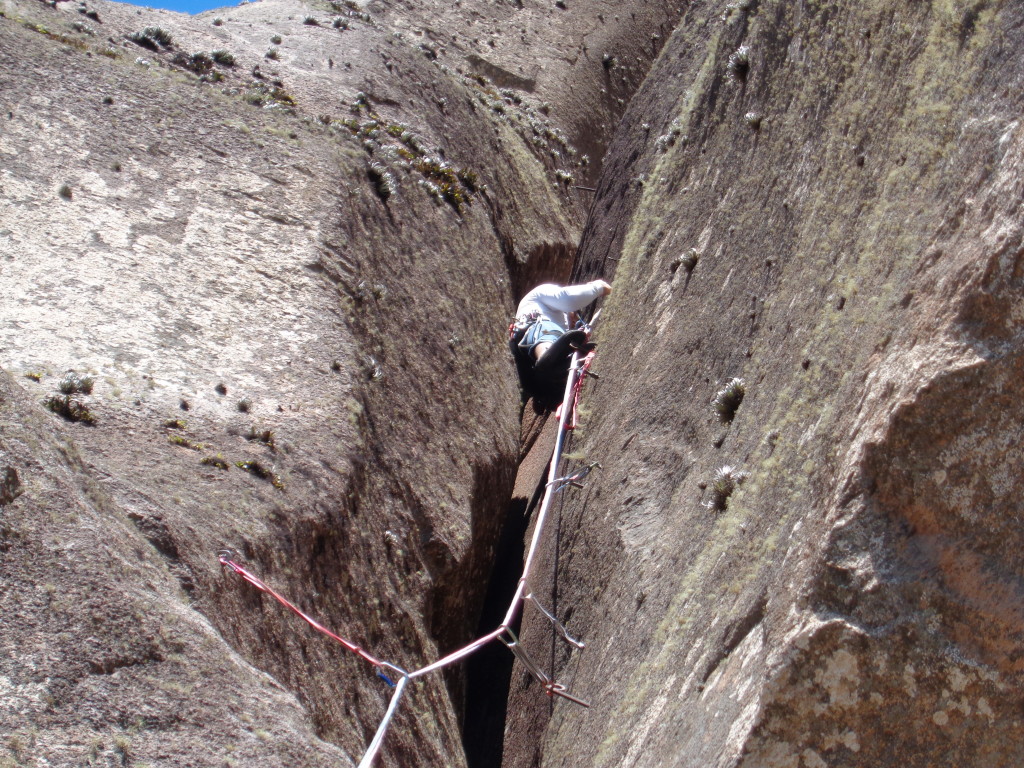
0, 0, 648, 763
3, 0, 1024, 766
507, 0, 1024, 766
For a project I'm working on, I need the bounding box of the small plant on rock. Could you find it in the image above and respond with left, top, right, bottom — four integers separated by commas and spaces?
129, 27, 173, 50
246, 427, 276, 450
706, 465, 748, 511
670, 247, 700, 275
59, 371, 94, 395
211, 49, 235, 66
363, 355, 383, 381
727, 45, 750, 82
173, 51, 214, 74
236, 459, 283, 489
45, 395, 95, 425
712, 378, 745, 423
169, 434, 203, 450
368, 163, 395, 202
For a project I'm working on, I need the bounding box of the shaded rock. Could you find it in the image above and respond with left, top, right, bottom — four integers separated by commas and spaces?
507, 0, 1024, 766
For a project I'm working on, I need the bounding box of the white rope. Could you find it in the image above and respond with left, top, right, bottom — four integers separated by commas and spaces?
225, 349, 595, 765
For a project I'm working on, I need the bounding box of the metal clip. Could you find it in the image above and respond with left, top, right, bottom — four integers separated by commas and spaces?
547, 462, 602, 493
500, 628, 551, 685
545, 682, 591, 708
524, 591, 585, 649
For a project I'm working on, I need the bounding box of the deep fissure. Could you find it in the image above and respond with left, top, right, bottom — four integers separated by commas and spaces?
462, 459, 546, 767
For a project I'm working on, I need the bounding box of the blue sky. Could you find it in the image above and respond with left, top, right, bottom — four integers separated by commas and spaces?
121, 0, 240, 14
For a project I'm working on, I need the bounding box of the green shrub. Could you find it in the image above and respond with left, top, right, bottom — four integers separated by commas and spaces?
58, 371, 94, 395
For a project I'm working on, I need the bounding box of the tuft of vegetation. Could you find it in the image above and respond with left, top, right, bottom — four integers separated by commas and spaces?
671, 247, 699, 275
169, 435, 203, 450
706, 465, 748, 511
236, 398, 251, 414
245, 427, 276, 450
265, 48, 280, 60
58, 184, 73, 200
367, 163, 396, 202
244, 82, 296, 108
212, 17, 223, 26
333, 18, 349, 29
727, 45, 750, 82
173, 51, 214, 75
113, 734, 131, 762
303, 16, 319, 25
23, 372, 43, 382
655, 120, 683, 153
44, 395, 95, 425
712, 378, 746, 423
0, 466, 23, 506
211, 49, 235, 66
236, 460, 283, 489
58, 372, 94, 395
128, 27, 173, 51
270, 34, 282, 44
363, 355, 383, 381
412, 156, 473, 212
200, 455, 230, 470
163, 418, 187, 430
457, 168, 479, 192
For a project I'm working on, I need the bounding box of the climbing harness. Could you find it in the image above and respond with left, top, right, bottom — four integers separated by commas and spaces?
219, 343, 601, 766
508, 310, 542, 341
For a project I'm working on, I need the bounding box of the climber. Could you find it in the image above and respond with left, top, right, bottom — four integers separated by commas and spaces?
509, 279, 611, 409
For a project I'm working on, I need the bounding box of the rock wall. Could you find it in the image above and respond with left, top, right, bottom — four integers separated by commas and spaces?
5, 0, 1024, 765
1, 0, 664, 764
507, 0, 1024, 766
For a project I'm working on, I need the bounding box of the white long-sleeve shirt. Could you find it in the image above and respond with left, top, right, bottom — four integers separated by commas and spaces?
515, 281, 607, 333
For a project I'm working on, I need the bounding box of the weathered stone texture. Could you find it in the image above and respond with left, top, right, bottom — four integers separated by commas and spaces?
4, 0, 1024, 765
509, 0, 1024, 766
0, 0, 598, 763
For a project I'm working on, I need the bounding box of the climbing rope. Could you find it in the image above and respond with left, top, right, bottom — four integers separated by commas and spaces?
219, 349, 598, 766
